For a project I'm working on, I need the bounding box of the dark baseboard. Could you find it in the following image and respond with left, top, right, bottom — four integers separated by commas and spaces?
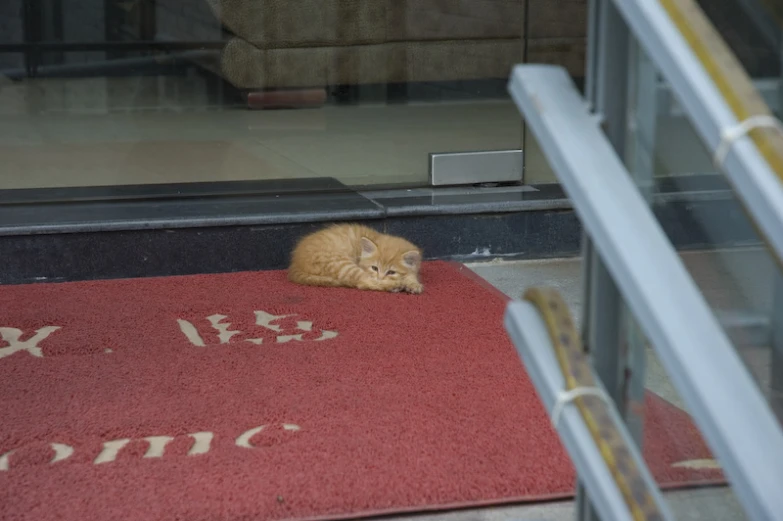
0, 175, 761, 284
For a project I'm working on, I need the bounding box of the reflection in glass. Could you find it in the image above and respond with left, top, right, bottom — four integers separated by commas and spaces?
0, 0, 573, 192
621, 8, 783, 518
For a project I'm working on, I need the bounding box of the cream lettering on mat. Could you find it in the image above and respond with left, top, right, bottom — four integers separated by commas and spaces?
177, 310, 338, 346
0, 308, 337, 360
0, 309, 324, 472
0, 423, 301, 471
0, 326, 61, 359
0, 443, 74, 471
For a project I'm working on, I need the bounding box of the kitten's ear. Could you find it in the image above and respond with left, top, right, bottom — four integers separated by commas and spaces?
360, 237, 378, 257
402, 250, 422, 268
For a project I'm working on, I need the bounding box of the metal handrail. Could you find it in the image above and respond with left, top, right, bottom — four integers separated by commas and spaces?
610, 0, 783, 267
507, 64, 783, 521
505, 288, 673, 521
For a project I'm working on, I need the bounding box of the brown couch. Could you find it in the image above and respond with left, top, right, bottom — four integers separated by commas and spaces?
163, 0, 587, 90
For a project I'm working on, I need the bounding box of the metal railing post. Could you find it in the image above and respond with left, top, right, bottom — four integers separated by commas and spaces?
578, 3, 647, 519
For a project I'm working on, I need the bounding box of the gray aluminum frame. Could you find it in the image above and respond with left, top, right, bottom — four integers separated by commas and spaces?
578, 3, 641, 519
507, 64, 783, 521
609, 0, 783, 267
773, 276, 783, 423
617, 0, 783, 480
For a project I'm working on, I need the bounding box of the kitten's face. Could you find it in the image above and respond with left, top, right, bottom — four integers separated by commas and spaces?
358, 237, 421, 281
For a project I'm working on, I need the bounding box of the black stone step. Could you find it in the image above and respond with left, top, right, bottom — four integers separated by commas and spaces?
0, 175, 758, 284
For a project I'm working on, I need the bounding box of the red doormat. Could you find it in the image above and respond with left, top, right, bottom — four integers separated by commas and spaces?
0, 262, 721, 521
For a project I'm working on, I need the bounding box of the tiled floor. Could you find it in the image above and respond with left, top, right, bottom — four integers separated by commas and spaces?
0, 74, 718, 190
0, 75, 523, 189
0, 101, 524, 188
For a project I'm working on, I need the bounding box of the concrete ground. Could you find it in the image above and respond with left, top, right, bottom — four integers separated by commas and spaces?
380, 247, 780, 521
467, 249, 778, 413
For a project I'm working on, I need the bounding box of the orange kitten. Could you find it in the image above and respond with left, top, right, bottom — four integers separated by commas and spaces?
288, 223, 423, 294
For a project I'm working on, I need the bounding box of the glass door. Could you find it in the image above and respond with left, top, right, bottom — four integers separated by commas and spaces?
0, 0, 587, 194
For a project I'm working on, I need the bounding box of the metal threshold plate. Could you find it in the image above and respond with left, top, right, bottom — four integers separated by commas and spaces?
429, 149, 523, 186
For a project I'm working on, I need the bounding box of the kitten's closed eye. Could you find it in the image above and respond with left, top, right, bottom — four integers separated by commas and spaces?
371, 265, 379, 272
387, 270, 396, 275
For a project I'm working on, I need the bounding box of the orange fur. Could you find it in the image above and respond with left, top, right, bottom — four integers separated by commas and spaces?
288, 224, 424, 294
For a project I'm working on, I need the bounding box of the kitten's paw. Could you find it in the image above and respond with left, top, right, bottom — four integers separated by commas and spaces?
404, 282, 424, 294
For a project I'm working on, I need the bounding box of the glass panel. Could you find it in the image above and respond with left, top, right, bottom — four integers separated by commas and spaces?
623, 14, 783, 519
698, 0, 781, 83
522, 0, 587, 184
623, 5, 782, 352
0, 0, 537, 195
